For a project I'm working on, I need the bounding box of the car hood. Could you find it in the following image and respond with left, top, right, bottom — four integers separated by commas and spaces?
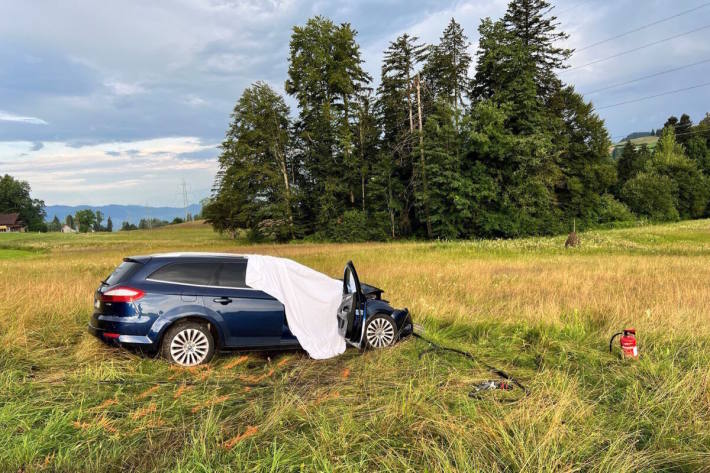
360, 282, 384, 300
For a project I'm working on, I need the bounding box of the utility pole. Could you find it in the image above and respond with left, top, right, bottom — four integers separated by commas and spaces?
416, 73, 433, 239
180, 179, 189, 221
145, 201, 152, 229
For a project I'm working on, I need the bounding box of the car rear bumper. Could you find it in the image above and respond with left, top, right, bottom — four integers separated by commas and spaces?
88, 313, 158, 347
88, 323, 156, 346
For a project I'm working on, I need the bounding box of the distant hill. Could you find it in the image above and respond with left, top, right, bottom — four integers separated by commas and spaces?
45, 204, 202, 229
611, 135, 659, 159
621, 132, 655, 141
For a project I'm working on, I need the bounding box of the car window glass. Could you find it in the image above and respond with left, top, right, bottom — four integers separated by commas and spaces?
105, 261, 141, 285
345, 268, 357, 294
218, 261, 247, 288
149, 262, 217, 286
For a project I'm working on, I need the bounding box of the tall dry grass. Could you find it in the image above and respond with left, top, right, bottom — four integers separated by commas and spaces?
1, 220, 710, 471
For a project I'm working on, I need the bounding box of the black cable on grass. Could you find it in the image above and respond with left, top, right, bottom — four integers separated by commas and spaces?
413, 332, 529, 397
92, 380, 273, 388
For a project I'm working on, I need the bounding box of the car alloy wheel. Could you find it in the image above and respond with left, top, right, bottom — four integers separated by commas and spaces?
170, 328, 209, 366
365, 314, 396, 349
162, 322, 215, 366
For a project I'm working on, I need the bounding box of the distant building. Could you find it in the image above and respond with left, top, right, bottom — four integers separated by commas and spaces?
0, 213, 26, 232
61, 225, 77, 233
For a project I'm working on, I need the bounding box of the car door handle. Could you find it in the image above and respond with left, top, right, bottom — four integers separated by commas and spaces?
213, 297, 232, 305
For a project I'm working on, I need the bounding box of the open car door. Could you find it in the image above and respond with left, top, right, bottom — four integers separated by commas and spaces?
337, 261, 362, 341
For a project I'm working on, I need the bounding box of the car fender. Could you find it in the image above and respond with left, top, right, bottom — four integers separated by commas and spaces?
149, 303, 226, 347
365, 300, 410, 328
365, 299, 395, 316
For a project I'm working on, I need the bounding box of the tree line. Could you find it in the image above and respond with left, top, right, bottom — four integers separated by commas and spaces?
0, 174, 46, 231
120, 216, 193, 231
47, 211, 114, 232
204, 0, 710, 242
0, 174, 198, 232
616, 115, 710, 221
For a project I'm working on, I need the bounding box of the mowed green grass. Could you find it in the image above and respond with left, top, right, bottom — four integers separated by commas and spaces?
2, 221, 710, 472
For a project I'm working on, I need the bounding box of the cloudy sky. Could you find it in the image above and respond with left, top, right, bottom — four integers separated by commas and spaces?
2, 0, 709, 206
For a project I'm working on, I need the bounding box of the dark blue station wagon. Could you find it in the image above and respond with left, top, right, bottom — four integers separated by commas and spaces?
89, 253, 411, 365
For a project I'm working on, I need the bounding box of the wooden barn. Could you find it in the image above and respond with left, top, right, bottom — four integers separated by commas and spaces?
0, 213, 27, 232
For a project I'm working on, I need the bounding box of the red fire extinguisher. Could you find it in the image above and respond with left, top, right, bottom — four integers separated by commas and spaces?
609, 328, 638, 359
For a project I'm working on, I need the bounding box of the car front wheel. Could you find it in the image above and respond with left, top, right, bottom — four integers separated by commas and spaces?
365, 314, 397, 349
161, 322, 215, 366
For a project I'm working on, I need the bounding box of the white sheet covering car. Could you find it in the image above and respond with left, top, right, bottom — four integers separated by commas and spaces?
245, 254, 346, 359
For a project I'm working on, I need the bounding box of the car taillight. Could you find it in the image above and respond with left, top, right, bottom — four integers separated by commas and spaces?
100, 286, 145, 303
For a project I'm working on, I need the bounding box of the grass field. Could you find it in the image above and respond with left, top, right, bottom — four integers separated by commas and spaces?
612, 135, 659, 156
2, 221, 710, 472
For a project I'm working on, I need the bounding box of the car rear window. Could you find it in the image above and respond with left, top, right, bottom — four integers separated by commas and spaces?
149, 262, 218, 286
105, 260, 142, 285
217, 261, 247, 288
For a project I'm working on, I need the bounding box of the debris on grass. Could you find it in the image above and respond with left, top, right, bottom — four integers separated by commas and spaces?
144, 417, 165, 429
174, 384, 192, 399
341, 367, 350, 380
191, 394, 230, 413
42, 452, 55, 468
196, 366, 213, 381
73, 415, 118, 434
314, 391, 341, 405
223, 355, 249, 370
223, 425, 258, 450
94, 398, 117, 410
131, 403, 157, 420
137, 384, 160, 399
238, 368, 274, 384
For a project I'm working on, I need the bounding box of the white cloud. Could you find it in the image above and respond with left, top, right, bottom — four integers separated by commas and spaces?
0, 137, 219, 206
183, 94, 208, 106
2, 0, 709, 206
104, 80, 146, 96
0, 110, 48, 125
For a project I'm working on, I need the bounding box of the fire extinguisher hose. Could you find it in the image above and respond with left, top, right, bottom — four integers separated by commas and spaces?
413, 332, 529, 395
609, 332, 624, 353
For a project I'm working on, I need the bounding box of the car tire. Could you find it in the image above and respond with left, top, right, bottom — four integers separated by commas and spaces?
364, 314, 398, 349
161, 321, 215, 366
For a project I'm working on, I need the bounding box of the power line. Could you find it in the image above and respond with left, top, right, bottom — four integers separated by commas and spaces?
566, 23, 710, 71
575, 2, 710, 53
582, 58, 710, 95
554, 1, 588, 16
596, 81, 710, 110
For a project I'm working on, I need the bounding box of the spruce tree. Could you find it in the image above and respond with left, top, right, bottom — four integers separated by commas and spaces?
617, 142, 638, 185
285, 17, 371, 234
419, 99, 470, 238
676, 113, 693, 146
471, 17, 539, 133
375, 33, 427, 236
50, 215, 61, 231
549, 86, 616, 223
206, 82, 294, 240
502, 0, 572, 98
424, 18, 471, 108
